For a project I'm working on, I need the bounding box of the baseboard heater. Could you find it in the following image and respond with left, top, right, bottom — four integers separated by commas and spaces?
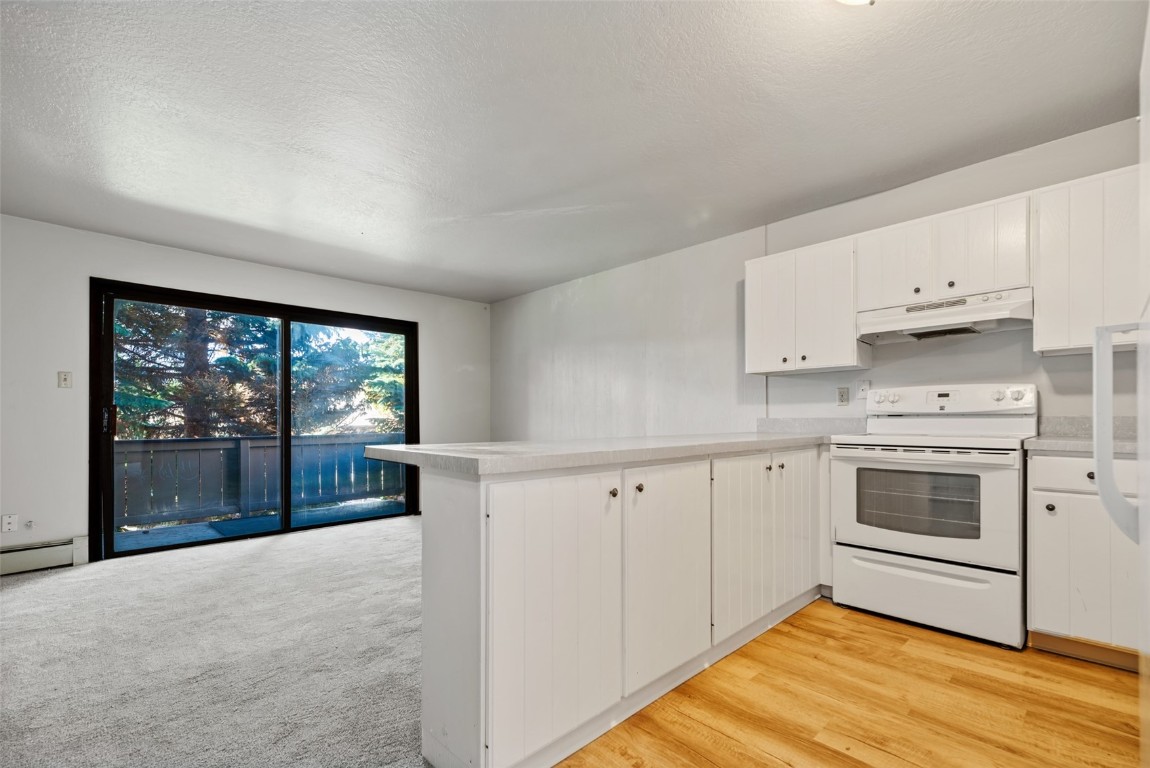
0, 537, 87, 575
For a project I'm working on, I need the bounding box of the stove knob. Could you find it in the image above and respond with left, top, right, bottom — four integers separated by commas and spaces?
992, 390, 1006, 402
1010, 389, 1025, 402
889, 393, 901, 404
875, 392, 887, 403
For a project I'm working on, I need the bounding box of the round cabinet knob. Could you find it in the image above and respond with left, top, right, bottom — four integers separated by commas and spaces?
981, 295, 990, 302
889, 393, 901, 403
764, 465, 773, 472
995, 293, 1003, 300
875, 392, 887, 403
609, 488, 619, 498
913, 287, 921, 294
1010, 390, 1025, 402
800, 355, 807, 361
778, 463, 785, 470
992, 390, 1005, 402
1045, 503, 1056, 512
782, 357, 788, 363
947, 280, 956, 288
1087, 471, 1095, 481
636, 483, 645, 493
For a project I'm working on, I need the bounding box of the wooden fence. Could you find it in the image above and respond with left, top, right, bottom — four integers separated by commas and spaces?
111, 433, 406, 527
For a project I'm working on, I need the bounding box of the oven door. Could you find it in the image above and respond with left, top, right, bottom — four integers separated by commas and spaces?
830, 445, 1022, 571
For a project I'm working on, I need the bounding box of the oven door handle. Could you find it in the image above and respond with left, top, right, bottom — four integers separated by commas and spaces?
830, 448, 1018, 468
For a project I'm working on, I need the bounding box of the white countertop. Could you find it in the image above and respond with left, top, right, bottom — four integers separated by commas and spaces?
1024, 436, 1139, 457
364, 432, 829, 476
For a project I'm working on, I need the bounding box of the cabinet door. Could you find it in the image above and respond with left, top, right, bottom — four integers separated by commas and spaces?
1028, 490, 1139, 649
711, 453, 773, 645
488, 471, 623, 768
1033, 168, 1139, 353
795, 239, 856, 370
744, 252, 796, 373
771, 448, 820, 607
624, 460, 711, 695
856, 222, 932, 311
935, 196, 1029, 298
1102, 170, 1140, 329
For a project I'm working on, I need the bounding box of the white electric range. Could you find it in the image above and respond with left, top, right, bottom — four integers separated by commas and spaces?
830, 383, 1037, 648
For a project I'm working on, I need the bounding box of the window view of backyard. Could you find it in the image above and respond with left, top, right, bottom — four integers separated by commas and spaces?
111, 299, 409, 553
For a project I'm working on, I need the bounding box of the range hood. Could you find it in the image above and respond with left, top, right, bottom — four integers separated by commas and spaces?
857, 287, 1033, 345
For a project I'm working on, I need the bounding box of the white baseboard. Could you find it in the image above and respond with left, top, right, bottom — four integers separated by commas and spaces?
0, 538, 87, 575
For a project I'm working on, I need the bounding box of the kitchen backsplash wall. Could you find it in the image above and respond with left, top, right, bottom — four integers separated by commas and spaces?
765, 329, 1138, 420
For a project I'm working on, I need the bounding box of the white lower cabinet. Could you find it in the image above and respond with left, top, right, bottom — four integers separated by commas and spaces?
711, 448, 819, 645
487, 471, 623, 768
623, 460, 712, 695
483, 452, 822, 767
1027, 456, 1140, 650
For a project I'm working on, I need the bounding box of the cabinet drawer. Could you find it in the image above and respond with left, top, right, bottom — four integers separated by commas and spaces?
1029, 455, 1138, 496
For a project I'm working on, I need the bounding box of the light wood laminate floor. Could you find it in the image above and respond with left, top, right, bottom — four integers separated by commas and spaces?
561, 599, 1139, 767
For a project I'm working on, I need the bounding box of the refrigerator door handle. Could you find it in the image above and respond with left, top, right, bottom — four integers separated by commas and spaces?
1093, 322, 1141, 543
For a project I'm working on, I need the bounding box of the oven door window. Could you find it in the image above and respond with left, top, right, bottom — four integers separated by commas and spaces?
856, 468, 980, 539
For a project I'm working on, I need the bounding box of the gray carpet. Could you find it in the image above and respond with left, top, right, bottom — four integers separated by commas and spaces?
0, 516, 425, 768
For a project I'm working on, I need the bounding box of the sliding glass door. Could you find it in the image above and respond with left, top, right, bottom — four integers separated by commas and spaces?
91, 280, 418, 559
288, 322, 409, 528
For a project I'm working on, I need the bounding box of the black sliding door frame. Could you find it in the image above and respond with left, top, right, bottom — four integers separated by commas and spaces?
89, 278, 420, 562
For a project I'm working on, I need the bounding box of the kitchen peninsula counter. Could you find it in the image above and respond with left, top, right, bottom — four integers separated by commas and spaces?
365, 431, 829, 768
364, 431, 829, 477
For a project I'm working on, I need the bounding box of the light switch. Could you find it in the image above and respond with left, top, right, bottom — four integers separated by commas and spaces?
57, 371, 72, 388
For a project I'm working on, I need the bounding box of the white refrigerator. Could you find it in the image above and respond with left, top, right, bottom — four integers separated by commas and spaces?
1133, 10, 1148, 762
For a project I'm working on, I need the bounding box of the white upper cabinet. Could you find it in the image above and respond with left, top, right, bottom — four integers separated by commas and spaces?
745, 238, 870, 375
856, 221, 932, 311
933, 196, 1029, 299
745, 250, 796, 373
795, 239, 860, 370
1033, 166, 1140, 355
856, 195, 1029, 311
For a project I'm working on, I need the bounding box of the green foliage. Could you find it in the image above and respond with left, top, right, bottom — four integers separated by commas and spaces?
112, 301, 407, 440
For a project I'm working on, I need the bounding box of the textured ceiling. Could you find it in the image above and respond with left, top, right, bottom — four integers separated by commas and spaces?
1, 1, 1146, 302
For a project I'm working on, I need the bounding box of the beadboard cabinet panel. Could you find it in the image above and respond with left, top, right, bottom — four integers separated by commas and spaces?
623, 460, 711, 695
488, 471, 623, 768
1028, 454, 1140, 651
856, 221, 933, 310
712, 448, 820, 645
746, 240, 869, 375
1033, 166, 1140, 355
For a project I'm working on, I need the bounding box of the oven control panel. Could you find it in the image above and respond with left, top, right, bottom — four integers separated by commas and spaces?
867, 383, 1037, 415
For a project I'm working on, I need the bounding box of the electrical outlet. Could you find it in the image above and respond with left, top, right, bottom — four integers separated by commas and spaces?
2, 515, 16, 532
837, 387, 850, 406
57, 371, 72, 388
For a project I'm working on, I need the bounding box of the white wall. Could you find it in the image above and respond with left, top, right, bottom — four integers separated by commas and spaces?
0, 215, 491, 548
492, 228, 766, 440
765, 120, 1140, 420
